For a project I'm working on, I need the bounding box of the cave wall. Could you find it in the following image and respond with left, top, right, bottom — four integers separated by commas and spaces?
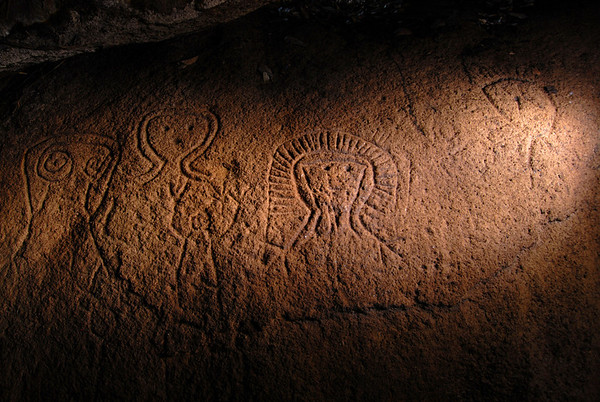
0, 2, 599, 400
0, 0, 272, 71
0, 0, 573, 72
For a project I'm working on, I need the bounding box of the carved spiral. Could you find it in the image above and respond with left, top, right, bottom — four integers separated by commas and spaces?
37, 149, 73, 181
85, 154, 110, 179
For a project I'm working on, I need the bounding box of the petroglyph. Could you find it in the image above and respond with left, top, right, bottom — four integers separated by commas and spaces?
2, 6, 600, 400
96, 106, 242, 327
481, 78, 556, 134
25, 134, 119, 219
461, 60, 560, 196
267, 131, 399, 251
267, 131, 413, 317
172, 173, 244, 292
138, 107, 242, 293
22, 134, 119, 268
4, 133, 120, 376
1, 133, 119, 337
137, 107, 218, 185
460, 59, 558, 135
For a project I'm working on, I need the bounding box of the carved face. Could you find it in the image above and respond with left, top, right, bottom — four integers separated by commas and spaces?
482, 79, 556, 133
139, 108, 218, 181
26, 135, 119, 217
146, 113, 210, 158
267, 132, 396, 249
298, 159, 367, 216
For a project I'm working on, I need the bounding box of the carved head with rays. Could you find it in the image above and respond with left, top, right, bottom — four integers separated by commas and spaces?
267, 131, 398, 250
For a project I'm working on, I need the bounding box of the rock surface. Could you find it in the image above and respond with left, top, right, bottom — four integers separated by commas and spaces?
0, 0, 552, 72
0, 2, 599, 400
0, 0, 271, 71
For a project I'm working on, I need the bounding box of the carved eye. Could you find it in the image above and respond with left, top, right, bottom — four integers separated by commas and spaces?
85, 154, 110, 178
37, 149, 73, 181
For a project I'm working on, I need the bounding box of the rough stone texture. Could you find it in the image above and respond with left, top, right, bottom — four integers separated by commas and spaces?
0, 0, 553, 72
0, 2, 599, 400
0, 0, 271, 71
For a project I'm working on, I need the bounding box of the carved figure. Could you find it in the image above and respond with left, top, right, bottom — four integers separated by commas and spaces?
127, 106, 242, 327
267, 131, 410, 317
138, 107, 218, 188
21, 134, 119, 284
3, 133, 120, 391
268, 131, 398, 248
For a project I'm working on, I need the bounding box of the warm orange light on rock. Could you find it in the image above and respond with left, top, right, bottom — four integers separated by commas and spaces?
0, 2, 598, 400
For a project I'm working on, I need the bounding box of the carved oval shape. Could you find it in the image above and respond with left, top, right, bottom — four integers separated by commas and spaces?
37, 149, 73, 181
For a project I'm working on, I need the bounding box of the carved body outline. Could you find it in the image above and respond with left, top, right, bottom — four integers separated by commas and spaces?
12, 132, 120, 308
133, 106, 241, 303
